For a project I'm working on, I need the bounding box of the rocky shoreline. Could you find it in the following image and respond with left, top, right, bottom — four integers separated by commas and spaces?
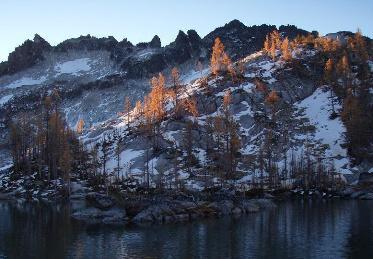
70, 187, 373, 226
1, 185, 373, 226
1, 170, 373, 227
0, 181, 278, 226
71, 193, 277, 226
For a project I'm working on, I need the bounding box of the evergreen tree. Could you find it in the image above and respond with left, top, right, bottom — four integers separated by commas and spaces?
124, 97, 132, 129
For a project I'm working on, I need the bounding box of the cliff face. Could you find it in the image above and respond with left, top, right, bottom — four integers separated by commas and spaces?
0, 34, 52, 76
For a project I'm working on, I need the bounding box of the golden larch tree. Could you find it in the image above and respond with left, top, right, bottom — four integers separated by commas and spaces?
171, 67, 180, 108
281, 37, 292, 61
76, 118, 85, 134
324, 58, 334, 83
337, 55, 351, 84
211, 37, 230, 75
265, 90, 280, 106
182, 97, 199, 118
134, 100, 143, 119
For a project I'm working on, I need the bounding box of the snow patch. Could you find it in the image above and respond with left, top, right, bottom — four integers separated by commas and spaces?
5, 76, 47, 89
234, 101, 254, 120
181, 68, 210, 84
242, 51, 263, 63
0, 94, 13, 106
134, 49, 157, 61
105, 149, 144, 176
0, 164, 12, 174
296, 87, 349, 173
241, 82, 255, 93
55, 58, 92, 76
194, 148, 207, 166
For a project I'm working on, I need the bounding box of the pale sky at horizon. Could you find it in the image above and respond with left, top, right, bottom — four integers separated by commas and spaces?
0, 0, 372, 62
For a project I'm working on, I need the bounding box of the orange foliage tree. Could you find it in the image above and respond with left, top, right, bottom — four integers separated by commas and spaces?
211, 38, 232, 76
76, 118, 85, 134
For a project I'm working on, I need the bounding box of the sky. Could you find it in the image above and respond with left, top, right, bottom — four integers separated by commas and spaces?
0, 0, 372, 61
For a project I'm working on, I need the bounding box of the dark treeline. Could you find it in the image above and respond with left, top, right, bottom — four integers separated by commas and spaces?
9, 90, 88, 192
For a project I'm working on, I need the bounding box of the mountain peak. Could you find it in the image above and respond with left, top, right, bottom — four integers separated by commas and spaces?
175, 30, 188, 41
150, 35, 161, 48
33, 34, 45, 42
225, 19, 246, 30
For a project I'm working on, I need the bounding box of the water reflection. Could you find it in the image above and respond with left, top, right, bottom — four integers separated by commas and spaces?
0, 200, 372, 259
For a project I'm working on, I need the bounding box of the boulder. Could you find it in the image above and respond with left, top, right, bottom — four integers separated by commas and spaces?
174, 214, 189, 221
190, 213, 199, 220
358, 172, 373, 185
102, 209, 128, 225
239, 200, 260, 213
163, 215, 175, 223
350, 190, 367, 199
72, 207, 101, 220
359, 193, 373, 200
132, 209, 154, 223
208, 200, 234, 215
314, 190, 322, 198
232, 207, 242, 215
176, 201, 197, 211
251, 199, 277, 209
86, 192, 115, 210
165, 121, 185, 131
231, 91, 245, 105
72, 207, 127, 225
132, 204, 174, 223
263, 193, 275, 199
340, 187, 355, 197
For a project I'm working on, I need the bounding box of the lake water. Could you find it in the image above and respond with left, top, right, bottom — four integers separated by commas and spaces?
0, 199, 372, 259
